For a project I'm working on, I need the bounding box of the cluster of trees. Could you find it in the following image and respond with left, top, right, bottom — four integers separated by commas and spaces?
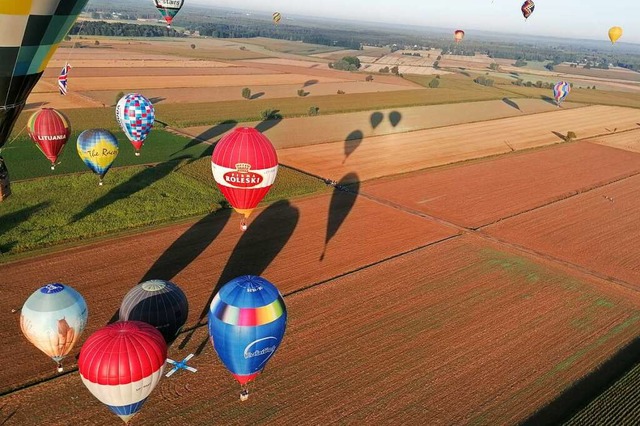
329, 56, 361, 71
474, 75, 494, 87
378, 66, 400, 75
70, 21, 185, 37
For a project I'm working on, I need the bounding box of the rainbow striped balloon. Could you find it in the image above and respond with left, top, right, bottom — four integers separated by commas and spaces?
553, 81, 571, 106
208, 275, 287, 388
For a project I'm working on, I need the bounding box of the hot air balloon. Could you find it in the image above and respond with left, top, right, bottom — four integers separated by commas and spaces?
20, 283, 88, 372
153, 0, 184, 29
27, 108, 71, 170
211, 127, 279, 231
553, 81, 571, 106
273, 12, 281, 25
78, 321, 167, 424
454, 30, 465, 43
608, 26, 623, 44
208, 275, 287, 401
119, 280, 188, 345
77, 129, 119, 185
521, 0, 535, 20
0, 0, 90, 197
115, 93, 155, 156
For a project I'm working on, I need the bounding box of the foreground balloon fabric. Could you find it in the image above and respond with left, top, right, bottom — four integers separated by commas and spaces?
115, 93, 155, 156
27, 108, 71, 169
553, 81, 571, 106
119, 280, 189, 345
153, 0, 184, 28
77, 129, 119, 185
208, 276, 287, 399
78, 321, 167, 424
211, 127, 279, 230
608, 26, 623, 44
0, 0, 89, 151
20, 283, 88, 372
521, 0, 535, 20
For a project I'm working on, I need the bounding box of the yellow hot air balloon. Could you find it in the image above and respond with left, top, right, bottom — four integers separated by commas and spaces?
608, 26, 623, 44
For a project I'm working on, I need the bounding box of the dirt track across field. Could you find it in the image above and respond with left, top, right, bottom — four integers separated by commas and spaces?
277, 105, 640, 182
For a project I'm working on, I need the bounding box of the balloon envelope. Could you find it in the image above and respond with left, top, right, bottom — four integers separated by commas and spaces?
27, 108, 71, 168
553, 81, 571, 105
208, 275, 287, 385
608, 26, 623, 44
115, 93, 155, 153
454, 30, 465, 42
521, 0, 535, 19
153, 0, 184, 28
119, 280, 188, 345
211, 127, 278, 219
20, 283, 88, 370
78, 321, 167, 424
0, 0, 89, 150
273, 12, 281, 24
77, 129, 119, 181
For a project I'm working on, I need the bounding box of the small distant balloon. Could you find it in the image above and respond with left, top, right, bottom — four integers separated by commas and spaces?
77, 129, 119, 186
153, 0, 184, 29
553, 81, 571, 106
273, 12, 282, 25
116, 93, 155, 156
608, 27, 623, 44
454, 30, 465, 43
20, 283, 88, 372
27, 108, 71, 170
521, 0, 535, 20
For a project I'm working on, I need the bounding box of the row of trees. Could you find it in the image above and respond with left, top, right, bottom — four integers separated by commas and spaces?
70, 21, 185, 37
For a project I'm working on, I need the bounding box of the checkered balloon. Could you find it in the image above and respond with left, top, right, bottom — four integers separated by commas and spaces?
116, 93, 155, 154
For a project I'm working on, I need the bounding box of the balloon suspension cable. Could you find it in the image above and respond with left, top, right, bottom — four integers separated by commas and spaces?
240, 218, 247, 232
0, 123, 27, 154
56, 362, 63, 373
65, 18, 86, 64
240, 384, 249, 402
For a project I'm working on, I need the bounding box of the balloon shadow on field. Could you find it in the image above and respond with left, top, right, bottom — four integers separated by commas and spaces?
173, 120, 238, 155
343, 130, 364, 164
178, 199, 300, 356
541, 95, 557, 106
255, 117, 283, 134
502, 97, 521, 111
148, 97, 166, 104
321, 173, 360, 261
71, 156, 191, 223
552, 131, 567, 142
303, 79, 319, 87
370, 112, 384, 129
250, 92, 265, 100
0, 202, 50, 254
389, 111, 402, 127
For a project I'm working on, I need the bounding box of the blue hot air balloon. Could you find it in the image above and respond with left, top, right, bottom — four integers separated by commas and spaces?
115, 93, 155, 156
208, 275, 287, 400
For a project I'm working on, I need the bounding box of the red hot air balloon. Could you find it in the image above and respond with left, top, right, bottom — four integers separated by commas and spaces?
211, 128, 278, 231
78, 321, 167, 424
454, 30, 465, 43
27, 109, 71, 170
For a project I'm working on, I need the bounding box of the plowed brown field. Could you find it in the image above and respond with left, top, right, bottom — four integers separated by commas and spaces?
0, 192, 457, 394
589, 129, 640, 154
278, 105, 640, 182
3, 236, 640, 425
363, 142, 640, 228
485, 173, 640, 288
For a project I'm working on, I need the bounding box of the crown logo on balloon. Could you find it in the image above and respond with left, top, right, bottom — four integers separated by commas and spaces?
235, 163, 252, 174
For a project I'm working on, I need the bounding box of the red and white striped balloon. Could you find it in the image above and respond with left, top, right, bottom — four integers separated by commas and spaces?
211, 127, 278, 230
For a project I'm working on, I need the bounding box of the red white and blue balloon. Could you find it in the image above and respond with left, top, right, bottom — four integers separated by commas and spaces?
116, 93, 155, 156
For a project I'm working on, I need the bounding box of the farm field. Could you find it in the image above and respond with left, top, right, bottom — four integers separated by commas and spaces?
554, 65, 640, 82
588, 128, 640, 154
182, 99, 583, 149
2, 236, 640, 424
277, 105, 640, 182
484, 173, 640, 287
0, 192, 457, 392
363, 142, 640, 229
500, 84, 640, 108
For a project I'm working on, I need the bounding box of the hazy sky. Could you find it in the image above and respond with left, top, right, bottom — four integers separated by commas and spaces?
189, 0, 639, 44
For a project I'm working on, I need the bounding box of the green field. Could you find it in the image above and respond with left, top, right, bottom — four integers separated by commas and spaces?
498, 84, 640, 108
0, 160, 327, 257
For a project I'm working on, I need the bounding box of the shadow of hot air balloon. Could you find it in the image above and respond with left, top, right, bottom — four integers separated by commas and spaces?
172, 120, 238, 155
255, 115, 283, 133
370, 112, 384, 129
343, 130, 364, 164
541, 95, 557, 106
320, 173, 360, 261
502, 98, 521, 111
389, 111, 402, 128
303, 79, 319, 87
178, 199, 299, 355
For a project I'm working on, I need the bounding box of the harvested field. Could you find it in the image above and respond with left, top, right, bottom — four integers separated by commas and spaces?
3, 235, 640, 424
228, 37, 339, 56
484, 171, 640, 287
183, 99, 583, 149
555, 65, 640, 82
363, 142, 640, 228
588, 129, 640, 153
438, 54, 496, 70
278, 105, 640, 182
237, 58, 329, 68
501, 84, 640, 108
41, 66, 274, 78
47, 59, 235, 69
0, 193, 457, 393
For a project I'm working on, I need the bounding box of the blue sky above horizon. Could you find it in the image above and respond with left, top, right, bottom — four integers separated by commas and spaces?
188, 0, 639, 44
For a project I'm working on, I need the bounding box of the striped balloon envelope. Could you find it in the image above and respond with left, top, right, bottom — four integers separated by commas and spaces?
27, 108, 71, 170
208, 275, 287, 400
521, 0, 535, 20
115, 93, 155, 156
20, 283, 88, 372
273, 11, 281, 25
77, 129, 119, 185
153, 0, 184, 28
78, 321, 167, 424
119, 280, 189, 345
553, 81, 571, 106
211, 127, 278, 230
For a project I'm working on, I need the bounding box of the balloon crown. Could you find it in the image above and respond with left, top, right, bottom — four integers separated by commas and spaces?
41, 283, 65, 294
